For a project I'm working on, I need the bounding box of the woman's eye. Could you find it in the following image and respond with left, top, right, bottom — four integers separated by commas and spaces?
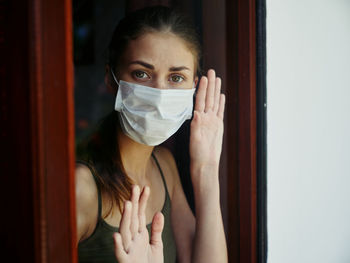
170, 75, 184, 83
133, 70, 149, 79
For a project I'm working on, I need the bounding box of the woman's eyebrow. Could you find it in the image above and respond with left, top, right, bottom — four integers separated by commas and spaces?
129, 61, 190, 72
169, 66, 190, 71
129, 60, 154, 69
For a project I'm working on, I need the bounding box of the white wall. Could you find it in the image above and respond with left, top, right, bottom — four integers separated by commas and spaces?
267, 1, 350, 262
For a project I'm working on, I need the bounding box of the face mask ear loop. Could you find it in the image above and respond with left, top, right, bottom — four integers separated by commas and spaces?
110, 68, 120, 87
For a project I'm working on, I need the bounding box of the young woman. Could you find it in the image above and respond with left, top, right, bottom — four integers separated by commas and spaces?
76, 6, 227, 263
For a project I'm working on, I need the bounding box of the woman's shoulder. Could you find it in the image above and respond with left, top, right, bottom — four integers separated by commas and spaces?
75, 163, 99, 241
75, 163, 98, 202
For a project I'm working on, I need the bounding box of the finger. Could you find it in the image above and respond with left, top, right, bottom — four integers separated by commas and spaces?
138, 186, 150, 231
217, 94, 226, 120
130, 185, 140, 237
113, 233, 127, 260
194, 76, 207, 112
213, 77, 221, 113
150, 212, 164, 248
205, 69, 216, 112
119, 201, 132, 250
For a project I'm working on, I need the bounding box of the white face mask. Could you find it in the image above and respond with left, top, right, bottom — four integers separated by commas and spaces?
111, 71, 195, 146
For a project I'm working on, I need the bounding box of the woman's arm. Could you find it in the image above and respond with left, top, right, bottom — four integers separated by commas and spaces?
189, 69, 227, 262
163, 147, 227, 263
190, 167, 227, 263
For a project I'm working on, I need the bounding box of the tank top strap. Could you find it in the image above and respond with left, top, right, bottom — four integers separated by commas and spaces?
76, 160, 102, 219
151, 152, 170, 196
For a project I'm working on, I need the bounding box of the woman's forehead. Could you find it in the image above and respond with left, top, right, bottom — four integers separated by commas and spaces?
122, 32, 195, 70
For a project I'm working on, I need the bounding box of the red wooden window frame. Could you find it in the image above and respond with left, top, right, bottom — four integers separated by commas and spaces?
1, 0, 76, 262
1, 0, 257, 262
30, 0, 77, 261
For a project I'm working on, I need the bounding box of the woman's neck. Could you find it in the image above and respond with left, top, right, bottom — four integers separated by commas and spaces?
117, 131, 154, 183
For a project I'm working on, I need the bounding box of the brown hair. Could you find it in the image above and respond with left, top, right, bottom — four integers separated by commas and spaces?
85, 5, 201, 216
108, 5, 201, 75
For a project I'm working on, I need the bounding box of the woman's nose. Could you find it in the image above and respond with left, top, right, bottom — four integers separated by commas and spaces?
153, 79, 168, 90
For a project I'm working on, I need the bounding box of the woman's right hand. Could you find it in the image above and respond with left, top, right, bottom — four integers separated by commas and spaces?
113, 185, 164, 263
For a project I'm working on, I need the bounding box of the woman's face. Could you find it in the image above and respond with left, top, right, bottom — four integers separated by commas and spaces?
117, 32, 198, 90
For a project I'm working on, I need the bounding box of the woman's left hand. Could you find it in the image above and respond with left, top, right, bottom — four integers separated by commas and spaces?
113, 185, 164, 263
189, 69, 225, 176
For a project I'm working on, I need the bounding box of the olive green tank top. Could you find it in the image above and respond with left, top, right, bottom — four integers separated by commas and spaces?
78, 154, 177, 263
